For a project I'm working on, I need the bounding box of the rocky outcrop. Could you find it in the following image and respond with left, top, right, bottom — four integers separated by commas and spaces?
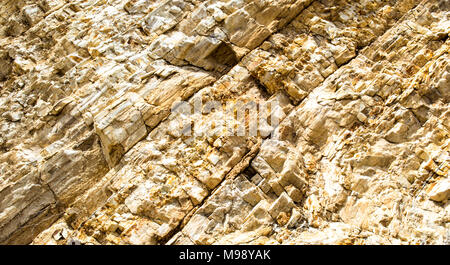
0, 0, 448, 245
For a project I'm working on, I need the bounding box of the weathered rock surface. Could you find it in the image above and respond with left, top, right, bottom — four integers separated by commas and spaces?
0, 0, 448, 245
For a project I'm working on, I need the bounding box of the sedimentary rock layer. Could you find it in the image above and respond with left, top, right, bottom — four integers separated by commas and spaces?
0, 0, 448, 245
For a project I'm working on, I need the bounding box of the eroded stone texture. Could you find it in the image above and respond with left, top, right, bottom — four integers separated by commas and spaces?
0, 0, 448, 245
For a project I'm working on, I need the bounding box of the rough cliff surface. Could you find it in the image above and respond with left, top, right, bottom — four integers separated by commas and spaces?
0, 0, 449, 245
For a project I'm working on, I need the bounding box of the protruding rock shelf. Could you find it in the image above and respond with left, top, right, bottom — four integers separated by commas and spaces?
0, 0, 448, 245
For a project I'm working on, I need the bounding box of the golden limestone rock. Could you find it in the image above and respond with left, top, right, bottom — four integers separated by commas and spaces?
0, 0, 448, 245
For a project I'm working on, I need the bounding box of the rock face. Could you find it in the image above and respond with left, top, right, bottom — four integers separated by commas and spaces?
0, 0, 449, 245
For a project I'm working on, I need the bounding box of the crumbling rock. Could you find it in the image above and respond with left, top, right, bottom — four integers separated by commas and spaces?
0, 0, 448, 245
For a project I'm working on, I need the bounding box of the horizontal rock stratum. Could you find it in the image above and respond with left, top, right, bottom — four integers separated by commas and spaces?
0, 0, 449, 245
